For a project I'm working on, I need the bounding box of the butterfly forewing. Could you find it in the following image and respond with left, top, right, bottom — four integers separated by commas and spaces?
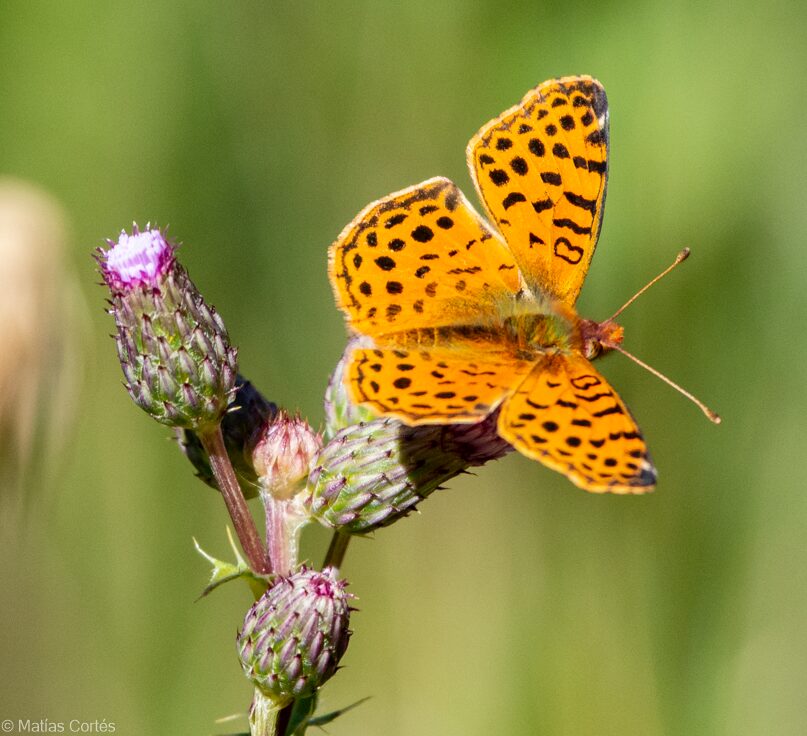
498, 353, 656, 493
467, 76, 609, 306
329, 177, 520, 336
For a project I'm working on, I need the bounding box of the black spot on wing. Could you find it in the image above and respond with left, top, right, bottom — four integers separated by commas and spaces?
587, 130, 605, 145
511, 157, 529, 175
411, 226, 434, 243
385, 213, 407, 228
552, 143, 570, 159
564, 191, 597, 213
375, 256, 396, 271
528, 138, 545, 157
553, 218, 591, 235
502, 192, 527, 210
532, 198, 553, 214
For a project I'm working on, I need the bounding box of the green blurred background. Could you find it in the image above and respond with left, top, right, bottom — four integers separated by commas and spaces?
1, 1, 805, 734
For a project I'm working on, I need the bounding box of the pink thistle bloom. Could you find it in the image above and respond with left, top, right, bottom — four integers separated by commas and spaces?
253, 411, 323, 500
99, 224, 175, 290
97, 223, 237, 430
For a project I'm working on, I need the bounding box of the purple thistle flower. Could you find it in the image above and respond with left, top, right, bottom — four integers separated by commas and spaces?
97, 224, 237, 431
98, 224, 175, 291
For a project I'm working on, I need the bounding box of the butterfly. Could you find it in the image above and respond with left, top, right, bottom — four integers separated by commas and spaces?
329, 75, 680, 493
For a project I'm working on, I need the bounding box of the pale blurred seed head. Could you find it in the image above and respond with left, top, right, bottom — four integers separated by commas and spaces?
0, 177, 85, 502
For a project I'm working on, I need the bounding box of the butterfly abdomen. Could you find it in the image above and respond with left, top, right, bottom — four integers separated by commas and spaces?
378, 311, 578, 361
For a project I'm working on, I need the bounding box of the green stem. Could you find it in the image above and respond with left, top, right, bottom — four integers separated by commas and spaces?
263, 495, 305, 576
249, 688, 282, 736
200, 424, 270, 575
323, 530, 351, 574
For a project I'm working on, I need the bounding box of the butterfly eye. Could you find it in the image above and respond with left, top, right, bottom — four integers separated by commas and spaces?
584, 338, 601, 360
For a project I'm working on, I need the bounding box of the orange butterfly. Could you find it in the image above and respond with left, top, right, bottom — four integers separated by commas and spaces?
329, 76, 717, 493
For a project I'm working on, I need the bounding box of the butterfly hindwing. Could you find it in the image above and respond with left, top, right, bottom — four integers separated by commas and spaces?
346, 340, 534, 424
498, 353, 656, 493
467, 75, 609, 306
329, 177, 521, 336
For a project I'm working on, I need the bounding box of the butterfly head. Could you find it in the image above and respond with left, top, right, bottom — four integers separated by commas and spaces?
579, 319, 624, 360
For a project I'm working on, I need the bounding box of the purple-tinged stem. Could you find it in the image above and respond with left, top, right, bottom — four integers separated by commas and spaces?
264, 496, 295, 576
200, 425, 270, 575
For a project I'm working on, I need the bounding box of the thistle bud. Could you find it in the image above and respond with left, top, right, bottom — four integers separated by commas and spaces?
237, 567, 352, 706
98, 225, 237, 431
306, 411, 511, 534
177, 375, 277, 499
252, 411, 322, 501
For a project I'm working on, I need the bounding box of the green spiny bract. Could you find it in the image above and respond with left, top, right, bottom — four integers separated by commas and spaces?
237, 567, 352, 706
306, 412, 511, 534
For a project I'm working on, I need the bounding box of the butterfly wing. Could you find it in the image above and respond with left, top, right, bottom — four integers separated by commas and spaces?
346, 340, 534, 424
467, 76, 609, 306
329, 177, 520, 336
498, 352, 656, 493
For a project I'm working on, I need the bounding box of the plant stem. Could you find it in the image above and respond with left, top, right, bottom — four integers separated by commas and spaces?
200, 424, 270, 575
323, 530, 351, 574
263, 495, 304, 576
249, 688, 281, 736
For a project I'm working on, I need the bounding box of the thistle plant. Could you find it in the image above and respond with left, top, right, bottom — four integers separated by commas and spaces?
98, 226, 268, 576
96, 75, 720, 736
97, 225, 521, 735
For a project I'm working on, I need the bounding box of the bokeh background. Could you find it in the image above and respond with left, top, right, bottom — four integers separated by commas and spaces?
1, 2, 805, 734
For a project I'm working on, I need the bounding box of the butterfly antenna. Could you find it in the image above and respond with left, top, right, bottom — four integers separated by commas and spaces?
607, 342, 721, 424
607, 248, 690, 322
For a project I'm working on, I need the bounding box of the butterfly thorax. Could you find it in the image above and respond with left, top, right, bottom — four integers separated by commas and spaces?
378, 306, 584, 363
